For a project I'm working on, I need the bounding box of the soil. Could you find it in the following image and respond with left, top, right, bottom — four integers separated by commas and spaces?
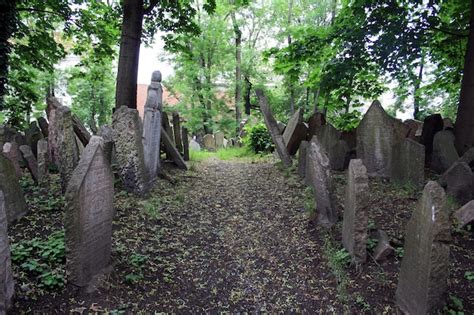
8, 158, 474, 313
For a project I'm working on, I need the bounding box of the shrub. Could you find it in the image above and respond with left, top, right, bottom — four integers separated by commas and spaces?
244, 123, 274, 153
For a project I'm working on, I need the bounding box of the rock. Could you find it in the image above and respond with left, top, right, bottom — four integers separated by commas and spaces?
142, 71, 163, 178
297, 141, 309, 178
182, 127, 190, 161
357, 100, 407, 177
454, 200, 474, 228
172, 112, 183, 153
112, 106, 149, 195
19, 145, 38, 183
37, 117, 49, 138
37, 139, 48, 184
431, 130, 459, 174
342, 159, 369, 263
329, 140, 350, 171
440, 162, 473, 206
65, 136, 114, 288
396, 181, 451, 315
391, 138, 425, 187
215, 131, 225, 149
203, 134, 216, 151
282, 108, 305, 155
161, 126, 187, 170
256, 89, 292, 167
0, 154, 28, 223
189, 139, 201, 151
420, 114, 443, 166
372, 229, 394, 262
2, 142, 22, 178
0, 191, 14, 312
307, 136, 336, 226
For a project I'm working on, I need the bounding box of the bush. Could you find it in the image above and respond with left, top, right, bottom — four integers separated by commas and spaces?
244, 123, 274, 153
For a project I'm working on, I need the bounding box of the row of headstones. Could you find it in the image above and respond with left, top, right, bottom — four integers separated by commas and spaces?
200, 132, 235, 151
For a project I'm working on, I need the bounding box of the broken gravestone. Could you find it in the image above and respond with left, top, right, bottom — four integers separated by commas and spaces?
396, 181, 450, 314
0, 154, 28, 223
65, 136, 114, 288
342, 159, 369, 264
2, 142, 22, 178
142, 70, 163, 179
203, 134, 216, 151
439, 162, 472, 206
37, 138, 48, 184
420, 114, 444, 167
19, 145, 38, 183
215, 131, 225, 149
391, 138, 425, 187
431, 130, 459, 174
307, 136, 337, 226
298, 141, 309, 178
0, 191, 14, 312
454, 200, 474, 228
112, 106, 149, 195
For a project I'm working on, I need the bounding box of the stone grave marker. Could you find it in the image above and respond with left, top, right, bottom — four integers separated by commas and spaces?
454, 200, 474, 228
431, 130, 459, 174
440, 162, 472, 206
172, 112, 183, 154
329, 140, 350, 171
283, 108, 305, 155
190, 139, 201, 151
203, 134, 216, 151
2, 142, 22, 178
0, 154, 28, 223
307, 112, 326, 138
112, 106, 149, 195
215, 131, 225, 149
342, 159, 369, 263
391, 138, 425, 187
65, 136, 114, 288
396, 181, 450, 314
404, 119, 423, 140
0, 191, 14, 312
421, 114, 443, 166
372, 229, 394, 261
439, 147, 474, 187
19, 145, 38, 183
161, 126, 187, 170
37, 139, 48, 184
98, 125, 114, 164
142, 70, 163, 178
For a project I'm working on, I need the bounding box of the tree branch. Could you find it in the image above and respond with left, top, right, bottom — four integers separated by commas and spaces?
432, 26, 469, 38
144, 0, 160, 15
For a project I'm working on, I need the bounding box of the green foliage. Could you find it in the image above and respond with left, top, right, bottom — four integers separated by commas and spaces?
124, 253, 148, 284
445, 295, 464, 315
243, 123, 273, 153
367, 238, 378, 251
323, 234, 350, 304
464, 271, 474, 282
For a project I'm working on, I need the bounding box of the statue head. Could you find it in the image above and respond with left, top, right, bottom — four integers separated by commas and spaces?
151, 70, 162, 83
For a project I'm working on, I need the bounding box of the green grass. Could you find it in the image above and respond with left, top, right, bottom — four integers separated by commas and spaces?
190, 147, 269, 162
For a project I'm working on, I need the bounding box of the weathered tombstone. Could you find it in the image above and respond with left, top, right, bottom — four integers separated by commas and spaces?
48, 104, 79, 192
439, 147, 474, 187
37, 139, 48, 184
317, 123, 341, 156
342, 159, 369, 263
12, 133, 26, 146
0, 126, 16, 147
19, 145, 38, 183
329, 139, 350, 171
357, 100, 407, 177
112, 106, 149, 195
297, 141, 309, 178
372, 229, 394, 262
98, 125, 114, 164
75, 134, 85, 157
391, 138, 425, 187
172, 112, 183, 153
142, 71, 163, 178
215, 131, 225, 149
396, 181, 450, 314
307, 136, 336, 226
454, 200, 474, 228
420, 114, 443, 166
0, 154, 28, 223
161, 126, 187, 170
37, 117, 49, 138
189, 139, 201, 151
182, 127, 190, 161
2, 142, 22, 178
65, 136, 114, 288
282, 108, 304, 155
255, 89, 292, 167
307, 112, 326, 138
0, 191, 14, 312
25, 121, 43, 157
440, 162, 473, 206
203, 134, 216, 151
431, 130, 459, 174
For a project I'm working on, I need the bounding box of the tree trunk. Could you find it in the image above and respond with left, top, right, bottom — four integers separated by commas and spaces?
313, 87, 321, 113
413, 56, 424, 120
287, 0, 295, 115
244, 75, 252, 115
0, 0, 17, 110
231, 11, 242, 136
455, 0, 474, 155
115, 0, 144, 109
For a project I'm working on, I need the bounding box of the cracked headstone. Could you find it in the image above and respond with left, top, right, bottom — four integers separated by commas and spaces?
0, 191, 14, 312
391, 138, 425, 187
396, 181, 450, 314
0, 154, 28, 223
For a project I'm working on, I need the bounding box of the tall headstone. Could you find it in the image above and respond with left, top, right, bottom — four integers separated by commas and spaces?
396, 181, 450, 314
420, 114, 443, 166
182, 127, 190, 161
2, 142, 22, 178
255, 89, 292, 167
19, 145, 38, 183
297, 140, 309, 178
203, 134, 216, 151
142, 70, 163, 178
391, 138, 425, 187
37, 138, 48, 184
431, 130, 459, 174
112, 106, 149, 195
307, 136, 337, 226
0, 154, 28, 223
65, 136, 114, 288
215, 131, 225, 149
342, 159, 369, 264
357, 100, 407, 177
0, 191, 14, 312
172, 112, 183, 153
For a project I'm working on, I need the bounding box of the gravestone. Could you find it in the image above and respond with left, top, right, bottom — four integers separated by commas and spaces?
37, 117, 49, 138
112, 106, 149, 195
341, 129, 357, 151
404, 119, 423, 140
98, 125, 114, 164
19, 145, 38, 183
48, 104, 79, 192
0, 191, 14, 312
282, 108, 304, 155
307, 136, 336, 226
0, 154, 28, 223
420, 114, 443, 166
75, 135, 85, 156
142, 70, 163, 178
161, 126, 187, 170
298, 141, 309, 178
342, 159, 369, 263
372, 229, 394, 262
396, 181, 450, 314
439, 147, 474, 187
255, 89, 292, 167
172, 112, 183, 153
440, 162, 472, 206
190, 139, 201, 151
215, 131, 225, 149
307, 112, 326, 138
329, 140, 350, 171
277, 122, 286, 134
431, 130, 459, 174
0, 126, 16, 146
357, 100, 407, 177
37, 139, 48, 184
182, 127, 190, 161
317, 123, 341, 155
391, 138, 425, 187
65, 136, 114, 288
223, 138, 228, 148
25, 121, 43, 157
454, 200, 474, 228
203, 134, 216, 151
2, 142, 22, 178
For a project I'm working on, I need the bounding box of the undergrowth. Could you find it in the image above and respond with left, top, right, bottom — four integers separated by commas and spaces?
190, 147, 269, 162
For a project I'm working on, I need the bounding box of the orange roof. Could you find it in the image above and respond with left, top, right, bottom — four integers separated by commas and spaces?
136, 84, 181, 118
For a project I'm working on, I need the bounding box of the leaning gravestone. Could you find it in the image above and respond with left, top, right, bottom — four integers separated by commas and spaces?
282, 108, 305, 155
342, 159, 369, 263
357, 100, 407, 177
391, 138, 425, 187
142, 70, 163, 178
203, 134, 216, 151
431, 130, 459, 174
112, 106, 149, 195
161, 127, 187, 170
307, 136, 337, 226
440, 162, 473, 206
421, 114, 444, 167
215, 131, 225, 149
298, 141, 309, 178
65, 136, 114, 288
0, 191, 14, 312
37, 139, 48, 184
0, 154, 28, 223
19, 145, 38, 183
396, 181, 450, 314
2, 142, 22, 178
454, 200, 474, 228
